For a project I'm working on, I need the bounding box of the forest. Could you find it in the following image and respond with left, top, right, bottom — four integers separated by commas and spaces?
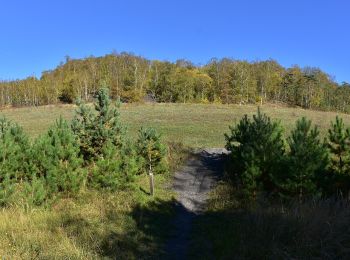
1, 52, 350, 113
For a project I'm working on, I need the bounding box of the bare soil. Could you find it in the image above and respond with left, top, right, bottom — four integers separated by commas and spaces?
164, 148, 228, 259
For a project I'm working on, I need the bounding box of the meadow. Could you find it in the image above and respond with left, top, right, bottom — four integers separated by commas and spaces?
1, 103, 350, 258
2, 103, 350, 147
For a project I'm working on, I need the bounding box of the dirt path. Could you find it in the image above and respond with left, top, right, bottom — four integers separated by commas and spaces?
164, 148, 228, 259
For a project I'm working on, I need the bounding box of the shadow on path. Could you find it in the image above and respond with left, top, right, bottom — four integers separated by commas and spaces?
54, 149, 227, 259
164, 148, 228, 259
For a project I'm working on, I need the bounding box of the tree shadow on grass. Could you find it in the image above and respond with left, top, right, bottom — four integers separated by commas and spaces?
57, 198, 185, 259
100, 198, 185, 259
60, 151, 230, 259
60, 195, 350, 259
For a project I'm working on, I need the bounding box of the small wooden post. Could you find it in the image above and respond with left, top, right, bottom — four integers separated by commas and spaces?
149, 171, 154, 196
149, 159, 154, 196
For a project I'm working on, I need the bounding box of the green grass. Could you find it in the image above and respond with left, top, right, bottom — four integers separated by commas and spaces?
2, 103, 350, 147
0, 140, 188, 259
0, 174, 175, 259
1, 103, 350, 258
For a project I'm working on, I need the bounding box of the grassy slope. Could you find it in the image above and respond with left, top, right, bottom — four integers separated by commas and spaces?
1, 103, 350, 258
2, 103, 350, 147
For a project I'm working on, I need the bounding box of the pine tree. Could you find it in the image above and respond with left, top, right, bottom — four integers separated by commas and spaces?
282, 117, 328, 200
90, 141, 138, 190
0, 117, 33, 205
72, 87, 125, 161
136, 127, 168, 175
326, 116, 350, 196
225, 109, 285, 197
136, 127, 168, 195
70, 99, 95, 160
33, 117, 86, 195
0, 117, 32, 183
23, 176, 47, 206
90, 142, 123, 190
72, 87, 139, 190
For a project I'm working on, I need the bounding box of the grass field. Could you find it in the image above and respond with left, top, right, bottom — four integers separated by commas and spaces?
1, 103, 350, 147
1, 103, 350, 258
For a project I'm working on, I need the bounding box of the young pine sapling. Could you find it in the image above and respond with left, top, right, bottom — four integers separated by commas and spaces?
137, 127, 167, 196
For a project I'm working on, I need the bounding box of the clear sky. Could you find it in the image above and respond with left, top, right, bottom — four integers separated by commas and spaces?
0, 0, 349, 83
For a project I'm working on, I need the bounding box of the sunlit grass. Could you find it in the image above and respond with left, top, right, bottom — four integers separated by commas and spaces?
1, 103, 350, 147
1, 103, 350, 258
0, 174, 175, 259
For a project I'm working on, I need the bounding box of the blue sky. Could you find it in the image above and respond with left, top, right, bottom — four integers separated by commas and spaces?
0, 0, 349, 83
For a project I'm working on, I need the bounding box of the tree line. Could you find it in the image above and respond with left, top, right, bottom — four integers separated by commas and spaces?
1, 52, 350, 112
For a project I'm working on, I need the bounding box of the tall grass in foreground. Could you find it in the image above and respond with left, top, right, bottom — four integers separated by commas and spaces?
0, 144, 183, 259
0, 141, 188, 259
190, 182, 350, 259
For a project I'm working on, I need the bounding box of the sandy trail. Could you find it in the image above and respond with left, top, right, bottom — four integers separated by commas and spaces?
164, 148, 228, 259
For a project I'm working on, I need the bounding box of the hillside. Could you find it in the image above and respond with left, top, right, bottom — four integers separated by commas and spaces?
1, 103, 350, 147
1, 53, 350, 113
1, 103, 350, 258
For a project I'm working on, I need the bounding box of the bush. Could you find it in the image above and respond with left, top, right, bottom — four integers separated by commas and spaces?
0, 118, 32, 183
225, 109, 285, 198
72, 88, 125, 162
0, 118, 41, 206
136, 127, 168, 175
72, 87, 140, 190
0, 180, 16, 206
0, 88, 167, 206
224, 111, 350, 200
90, 141, 138, 190
22, 176, 48, 206
279, 117, 328, 200
325, 116, 350, 196
33, 117, 86, 195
